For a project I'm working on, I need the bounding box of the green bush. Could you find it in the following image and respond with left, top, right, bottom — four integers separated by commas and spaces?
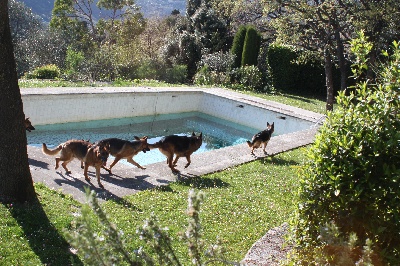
162, 65, 188, 84
231, 25, 247, 68
241, 26, 261, 67
24, 64, 61, 79
267, 44, 329, 97
292, 34, 400, 264
266, 44, 299, 92
231, 65, 264, 92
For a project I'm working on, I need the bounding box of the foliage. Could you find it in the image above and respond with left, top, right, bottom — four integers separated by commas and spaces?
66, 188, 236, 265
241, 26, 261, 67
23, 64, 61, 79
267, 44, 327, 96
231, 65, 264, 92
291, 35, 400, 264
266, 44, 299, 92
231, 25, 247, 68
63, 46, 85, 80
161, 65, 188, 84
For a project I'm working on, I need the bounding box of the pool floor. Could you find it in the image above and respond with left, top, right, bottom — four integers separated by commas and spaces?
27, 112, 260, 166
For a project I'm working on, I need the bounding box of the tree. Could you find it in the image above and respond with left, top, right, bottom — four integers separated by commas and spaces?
241, 25, 261, 67
231, 25, 246, 68
263, 0, 352, 111
0, 0, 36, 203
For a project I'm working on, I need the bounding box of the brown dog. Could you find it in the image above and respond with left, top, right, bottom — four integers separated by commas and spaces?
95, 136, 150, 174
149, 132, 202, 172
246, 122, 274, 155
25, 117, 35, 132
42, 139, 110, 188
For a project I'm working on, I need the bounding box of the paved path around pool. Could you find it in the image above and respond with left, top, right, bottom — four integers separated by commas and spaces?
28, 126, 319, 203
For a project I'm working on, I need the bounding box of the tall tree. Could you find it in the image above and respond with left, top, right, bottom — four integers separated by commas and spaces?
0, 0, 36, 203
263, 0, 352, 111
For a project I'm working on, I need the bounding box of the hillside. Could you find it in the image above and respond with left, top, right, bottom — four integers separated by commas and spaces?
20, 0, 186, 22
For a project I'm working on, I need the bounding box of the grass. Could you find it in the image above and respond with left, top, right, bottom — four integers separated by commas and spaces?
1, 148, 308, 265
18, 78, 185, 89
1, 80, 326, 264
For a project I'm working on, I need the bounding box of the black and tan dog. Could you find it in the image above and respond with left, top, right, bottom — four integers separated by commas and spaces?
247, 122, 274, 155
95, 136, 150, 174
149, 132, 203, 172
42, 139, 110, 188
25, 117, 35, 132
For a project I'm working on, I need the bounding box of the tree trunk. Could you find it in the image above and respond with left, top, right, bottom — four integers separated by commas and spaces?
324, 48, 334, 111
0, 0, 36, 203
335, 28, 347, 91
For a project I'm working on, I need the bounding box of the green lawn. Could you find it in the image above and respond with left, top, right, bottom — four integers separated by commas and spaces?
0, 149, 308, 265
2, 81, 326, 265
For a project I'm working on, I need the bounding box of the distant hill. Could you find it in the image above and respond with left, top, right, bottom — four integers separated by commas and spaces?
20, 0, 186, 22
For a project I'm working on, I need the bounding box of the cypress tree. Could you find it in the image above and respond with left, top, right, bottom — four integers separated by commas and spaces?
241, 26, 261, 67
231, 25, 247, 68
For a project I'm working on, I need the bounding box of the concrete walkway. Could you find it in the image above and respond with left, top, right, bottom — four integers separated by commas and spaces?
28, 127, 319, 203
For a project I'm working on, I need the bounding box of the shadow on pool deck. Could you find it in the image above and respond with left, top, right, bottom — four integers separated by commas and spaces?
28, 127, 319, 203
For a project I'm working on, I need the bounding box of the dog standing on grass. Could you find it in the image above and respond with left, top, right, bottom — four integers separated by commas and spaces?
42, 139, 110, 188
95, 136, 150, 174
247, 122, 274, 155
149, 132, 203, 172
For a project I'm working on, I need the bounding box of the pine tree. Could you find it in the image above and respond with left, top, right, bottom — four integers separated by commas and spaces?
241, 25, 261, 67
231, 25, 247, 68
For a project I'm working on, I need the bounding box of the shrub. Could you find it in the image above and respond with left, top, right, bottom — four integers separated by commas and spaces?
64, 47, 85, 80
241, 26, 261, 67
24, 64, 61, 79
231, 65, 264, 92
65, 188, 236, 265
292, 33, 400, 264
266, 44, 299, 92
231, 25, 247, 68
161, 64, 188, 84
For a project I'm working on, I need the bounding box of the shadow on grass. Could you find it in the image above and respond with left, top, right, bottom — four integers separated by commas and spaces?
4, 197, 83, 265
259, 155, 301, 167
175, 172, 229, 189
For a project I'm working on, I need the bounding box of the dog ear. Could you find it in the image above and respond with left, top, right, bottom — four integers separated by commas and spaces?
192, 132, 195, 136
143, 136, 148, 140
134, 136, 140, 140
199, 132, 202, 138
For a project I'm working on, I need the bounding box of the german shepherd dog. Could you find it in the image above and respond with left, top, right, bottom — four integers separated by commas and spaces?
95, 136, 150, 174
25, 117, 35, 132
42, 139, 110, 188
247, 122, 274, 155
149, 132, 203, 172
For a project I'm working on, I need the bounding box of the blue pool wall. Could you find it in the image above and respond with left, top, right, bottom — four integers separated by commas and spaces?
21, 87, 322, 135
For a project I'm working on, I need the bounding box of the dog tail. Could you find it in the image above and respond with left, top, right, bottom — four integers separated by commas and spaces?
42, 143, 62, 156
246, 140, 253, 147
148, 142, 160, 150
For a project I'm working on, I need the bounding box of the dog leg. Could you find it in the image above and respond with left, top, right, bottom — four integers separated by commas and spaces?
127, 157, 146, 170
101, 157, 121, 174
96, 166, 104, 188
60, 159, 72, 174
172, 155, 181, 167
262, 141, 269, 154
167, 155, 179, 172
84, 164, 91, 183
184, 155, 191, 168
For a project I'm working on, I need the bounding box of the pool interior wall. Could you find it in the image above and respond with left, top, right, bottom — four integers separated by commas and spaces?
21, 87, 319, 134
